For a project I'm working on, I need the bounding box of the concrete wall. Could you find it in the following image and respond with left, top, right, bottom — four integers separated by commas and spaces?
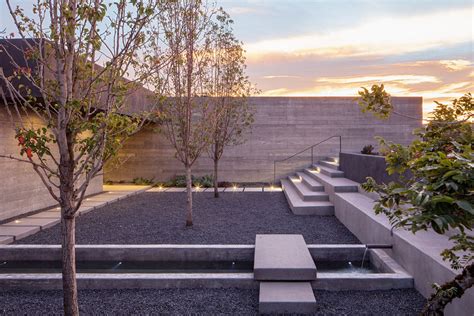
0, 107, 103, 222
339, 152, 410, 184
105, 96, 422, 183
333, 191, 473, 316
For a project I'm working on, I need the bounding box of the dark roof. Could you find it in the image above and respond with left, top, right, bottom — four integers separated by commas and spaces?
0, 38, 155, 114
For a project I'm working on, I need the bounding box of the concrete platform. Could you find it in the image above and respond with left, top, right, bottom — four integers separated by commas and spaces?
3, 218, 59, 230
259, 282, 316, 314
254, 234, 317, 281
263, 187, 283, 192
29, 211, 62, 219
165, 188, 186, 192
0, 236, 13, 244
244, 187, 263, 192
224, 187, 244, 192
0, 225, 40, 240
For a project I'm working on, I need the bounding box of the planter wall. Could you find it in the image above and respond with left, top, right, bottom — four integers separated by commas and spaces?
339, 152, 404, 184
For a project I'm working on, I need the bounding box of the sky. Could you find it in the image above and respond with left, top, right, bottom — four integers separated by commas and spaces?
219, 0, 473, 116
1, 0, 472, 116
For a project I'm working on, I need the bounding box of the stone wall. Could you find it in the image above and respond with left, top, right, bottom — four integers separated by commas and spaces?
0, 107, 103, 222
105, 96, 422, 183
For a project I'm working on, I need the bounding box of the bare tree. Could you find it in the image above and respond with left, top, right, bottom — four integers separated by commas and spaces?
205, 9, 256, 197
152, 0, 215, 226
0, 1, 159, 314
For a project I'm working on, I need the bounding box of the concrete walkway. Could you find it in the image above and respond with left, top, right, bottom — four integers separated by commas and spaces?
0, 185, 150, 244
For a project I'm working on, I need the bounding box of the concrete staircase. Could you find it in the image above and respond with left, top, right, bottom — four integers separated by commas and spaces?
281, 157, 359, 216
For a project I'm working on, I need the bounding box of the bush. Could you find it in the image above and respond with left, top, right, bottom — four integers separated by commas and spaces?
132, 177, 154, 185
361, 144, 378, 155
166, 174, 214, 188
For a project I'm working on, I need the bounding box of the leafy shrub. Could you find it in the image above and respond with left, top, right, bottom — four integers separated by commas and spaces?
361, 144, 378, 155
194, 174, 213, 188
132, 177, 154, 185
166, 174, 214, 188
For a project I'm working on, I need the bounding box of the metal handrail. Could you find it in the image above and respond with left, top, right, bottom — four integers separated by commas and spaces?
273, 135, 342, 184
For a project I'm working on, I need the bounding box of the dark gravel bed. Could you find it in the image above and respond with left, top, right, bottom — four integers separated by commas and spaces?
17, 192, 360, 244
0, 288, 426, 315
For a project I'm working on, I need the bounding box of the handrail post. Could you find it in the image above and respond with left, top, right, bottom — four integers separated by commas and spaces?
311, 146, 314, 165
339, 135, 342, 154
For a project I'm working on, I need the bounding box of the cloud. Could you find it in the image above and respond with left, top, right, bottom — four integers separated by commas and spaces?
262, 75, 301, 79
227, 6, 262, 15
439, 59, 472, 71
245, 7, 472, 60
316, 75, 440, 85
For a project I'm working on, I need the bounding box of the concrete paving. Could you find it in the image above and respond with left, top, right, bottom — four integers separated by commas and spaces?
224, 187, 244, 192
243, 187, 263, 192
29, 211, 61, 219
3, 218, 59, 230
165, 188, 186, 192
0, 225, 40, 240
0, 185, 150, 243
0, 236, 14, 244
259, 282, 316, 314
263, 187, 283, 192
254, 234, 317, 281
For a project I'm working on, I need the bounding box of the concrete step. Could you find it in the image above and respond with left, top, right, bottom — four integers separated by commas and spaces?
289, 177, 329, 202
254, 234, 317, 281
259, 282, 317, 314
312, 164, 344, 178
296, 172, 324, 192
281, 179, 335, 215
319, 160, 340, 170
326, 156, 339, 163
304, 168, 358, 193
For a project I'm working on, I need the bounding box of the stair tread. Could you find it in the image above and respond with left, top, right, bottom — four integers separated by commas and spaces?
282, 179, 333, 207
289, 177, 328, 197
305, 169, 358, 187
313, 164, 344, 176
319, 160, 340, 170
296, 172, 324, 189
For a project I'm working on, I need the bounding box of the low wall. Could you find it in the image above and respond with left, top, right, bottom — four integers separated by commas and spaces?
332, 191, 473, 316
0, 107, 103, 221
339, 152, 408, 184
105, 96, 422, 183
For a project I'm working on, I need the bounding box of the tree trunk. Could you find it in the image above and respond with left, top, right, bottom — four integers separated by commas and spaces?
213, 159, 219, 198
61, 214, 79, 316
421, 263, 474, 315
185, 165, 193, 226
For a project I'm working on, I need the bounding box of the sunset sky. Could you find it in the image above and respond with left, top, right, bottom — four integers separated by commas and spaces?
220, 0, 473, 116
1, 0, 472, 116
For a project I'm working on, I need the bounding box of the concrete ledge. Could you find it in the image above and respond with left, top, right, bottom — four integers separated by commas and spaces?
0, 236, 13, 244
0, 244, 255, 262
333, 192, 474, 316
0, 226, 40, 241
313, 273, 413, 291
3, 218, 59, 230
0, 273, 257, 290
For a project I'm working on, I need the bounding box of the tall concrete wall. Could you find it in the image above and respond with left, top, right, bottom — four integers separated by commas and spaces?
105, 96, 422, 183
0, 107, 103, 222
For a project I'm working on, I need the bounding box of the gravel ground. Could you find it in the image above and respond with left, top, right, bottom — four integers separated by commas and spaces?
0, 288, 426, 315
17, 192, 360, 244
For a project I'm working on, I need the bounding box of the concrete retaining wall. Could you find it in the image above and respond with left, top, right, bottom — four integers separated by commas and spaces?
332, 191, 473, 316
0, 107, 103, 221
339, 152, 411, 184
105, 96, 422, 183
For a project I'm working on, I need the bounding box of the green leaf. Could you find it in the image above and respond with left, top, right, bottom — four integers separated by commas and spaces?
456, 200, 474, 214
